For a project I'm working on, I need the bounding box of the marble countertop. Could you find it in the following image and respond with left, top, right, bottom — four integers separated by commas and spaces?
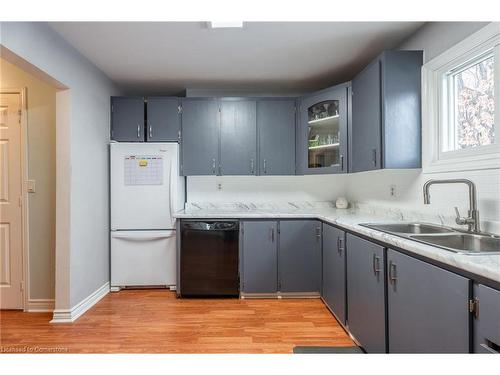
174, 202, 500, 285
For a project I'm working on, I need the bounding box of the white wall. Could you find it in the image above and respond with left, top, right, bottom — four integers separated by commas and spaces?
1, 22, 121, 309
399, 22, 489, 63
187, 175, 347, 203
0, 58, 56, 300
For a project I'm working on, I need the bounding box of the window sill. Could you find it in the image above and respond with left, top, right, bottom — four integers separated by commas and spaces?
423, 153, 500, 174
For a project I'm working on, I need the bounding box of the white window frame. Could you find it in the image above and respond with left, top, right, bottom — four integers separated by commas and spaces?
422, 22, 500, 173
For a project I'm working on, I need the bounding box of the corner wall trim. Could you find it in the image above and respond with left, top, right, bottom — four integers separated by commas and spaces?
26, 299, 55, 312
50, 282, 109, 323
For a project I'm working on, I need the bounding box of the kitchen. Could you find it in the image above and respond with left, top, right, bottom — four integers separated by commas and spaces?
0, 7, 499, 371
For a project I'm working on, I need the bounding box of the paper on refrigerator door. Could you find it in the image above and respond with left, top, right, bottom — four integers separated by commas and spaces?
124, 155, 164, 185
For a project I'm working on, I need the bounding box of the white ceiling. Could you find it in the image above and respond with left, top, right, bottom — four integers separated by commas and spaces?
49, 22, 424, 95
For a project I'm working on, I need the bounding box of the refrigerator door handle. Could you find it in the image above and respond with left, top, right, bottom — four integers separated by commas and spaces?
111, 232, 175, 240
168, 158, 174, 228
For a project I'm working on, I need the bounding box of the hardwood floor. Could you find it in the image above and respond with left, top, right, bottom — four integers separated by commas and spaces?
0, 290, 354, 353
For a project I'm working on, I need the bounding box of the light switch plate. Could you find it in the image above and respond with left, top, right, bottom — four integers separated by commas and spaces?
26, 180, 36, 193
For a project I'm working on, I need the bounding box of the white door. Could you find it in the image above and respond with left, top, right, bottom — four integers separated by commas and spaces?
110, 143, 181, 230
0, 92, 24, 309
111, 230, 177, 287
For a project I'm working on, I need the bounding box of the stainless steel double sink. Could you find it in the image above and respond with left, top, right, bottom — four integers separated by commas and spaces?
360, 223, 500, 255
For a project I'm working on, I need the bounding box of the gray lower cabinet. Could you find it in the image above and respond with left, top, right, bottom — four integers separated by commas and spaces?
111, 97, 145, 141
473, 283, 500, 353
257, 99, 296, 175
180, 98, 219, 175
279, 220, 321, 293
146, 97, 180, 142
241, 221, 278, 294
351, 50, 422, 173
387, 249, 470, 353
346, 234, 386, 353
322, 224, 346, 325
220, 100, 257, 175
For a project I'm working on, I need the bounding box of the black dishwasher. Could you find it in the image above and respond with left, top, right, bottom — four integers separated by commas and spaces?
180, 221, 239, 297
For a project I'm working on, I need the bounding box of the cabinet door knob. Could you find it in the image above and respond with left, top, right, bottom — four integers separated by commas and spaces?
212, 158, 216, 174
372, 149, 377, 166
148, 123, 153, 139
263, 159, 267, 174
137, 124, 141, 138
250, 158, 254, 174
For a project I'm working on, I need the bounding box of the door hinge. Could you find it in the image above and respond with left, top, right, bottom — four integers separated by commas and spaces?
18, 109, 22, 123
178, 105, 182, 114
20, 281, 24, 292
177, 130, 182, 142
111, 105, 114, 113
18, 196, 23, 207
469, 298, 479, 318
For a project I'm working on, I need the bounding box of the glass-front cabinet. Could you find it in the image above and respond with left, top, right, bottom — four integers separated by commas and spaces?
298, 84, 348, 174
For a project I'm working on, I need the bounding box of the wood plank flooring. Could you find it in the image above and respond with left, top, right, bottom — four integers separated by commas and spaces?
0, 290, 354, 353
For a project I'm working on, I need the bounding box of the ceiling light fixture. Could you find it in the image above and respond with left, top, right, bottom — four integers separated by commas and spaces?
208, 21, 244, 29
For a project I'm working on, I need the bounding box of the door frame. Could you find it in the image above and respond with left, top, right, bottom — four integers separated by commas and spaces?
1, 87, 29, 310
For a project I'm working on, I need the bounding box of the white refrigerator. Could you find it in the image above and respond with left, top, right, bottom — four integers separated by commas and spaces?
110, 142, 184, 290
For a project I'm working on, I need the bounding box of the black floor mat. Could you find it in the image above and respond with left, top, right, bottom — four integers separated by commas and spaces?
293, 346, 364, 354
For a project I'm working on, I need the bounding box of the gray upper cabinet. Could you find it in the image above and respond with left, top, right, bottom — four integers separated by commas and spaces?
257, 99, 296, 175
351, 50, 423, 173
241, 221, 278, 294
220, 100, 257, 175
279, 220, 321, 293
111, 97, 145, 142
346, 234, 386, 353
387, 249, 470, 353
180, 98, 219, 176
322, 224, 346, 325
298, 83, 348, 175
473, 284, 500, 353
351, 61, 381, 172
146, 97, 180, 142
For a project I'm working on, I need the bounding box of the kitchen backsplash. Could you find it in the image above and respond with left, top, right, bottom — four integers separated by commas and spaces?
186, 169, 500, 234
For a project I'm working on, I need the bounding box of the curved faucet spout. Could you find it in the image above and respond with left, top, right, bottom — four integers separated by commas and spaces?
422, 179, 480, 233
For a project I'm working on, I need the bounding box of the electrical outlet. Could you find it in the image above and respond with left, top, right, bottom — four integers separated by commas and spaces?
390, 184, 397, 197
216, 182, 223, 191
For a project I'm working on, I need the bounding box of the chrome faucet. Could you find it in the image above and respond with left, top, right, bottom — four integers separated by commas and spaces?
423, 179, 480, 233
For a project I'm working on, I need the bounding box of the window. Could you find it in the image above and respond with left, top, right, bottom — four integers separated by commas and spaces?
423, 23, 500, 173
444, 52, 495, 152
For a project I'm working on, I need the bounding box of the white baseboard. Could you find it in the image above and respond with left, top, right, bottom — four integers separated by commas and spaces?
50, 282, 109, 323
26, 299, 55, 312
